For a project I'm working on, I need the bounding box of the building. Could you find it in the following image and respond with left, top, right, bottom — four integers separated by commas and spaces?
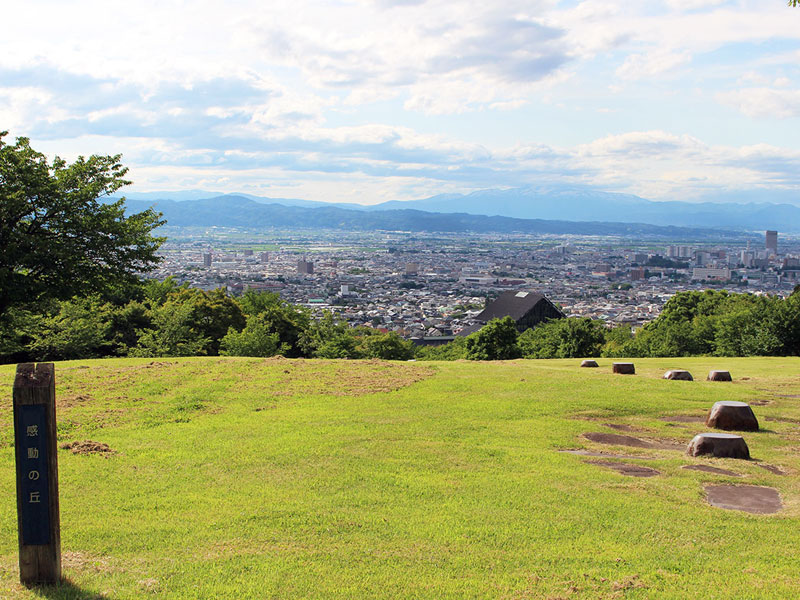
297, 260, 314, 274
405, 262, 419, 275
691, 267, 731, 281
766, 230, 778, 255
202, 253, 212, 267
469, 290, 564, 333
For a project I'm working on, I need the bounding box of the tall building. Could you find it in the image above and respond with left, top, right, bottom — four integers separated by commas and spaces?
297, 260, 314, 274
202, 253, 212, 267
259, 252, 269, 264
766, 230, 778, 254
405, 262, 419, 275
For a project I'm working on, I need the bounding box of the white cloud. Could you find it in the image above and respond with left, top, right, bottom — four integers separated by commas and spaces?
718, 87, 800, 118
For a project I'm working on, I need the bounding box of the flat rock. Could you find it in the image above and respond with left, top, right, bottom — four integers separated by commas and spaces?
664, 369, 693, 381
583, 432, 683, 451
705, 401, 759, 431
559, 450, 654, 460
580, 359, 599, 368
682, 464, 741, 477
687, 433, 750, 459
705, 485, 782, 514
612, 362, 635, 375
707, 370, 732, 382
585, 460, 660, 477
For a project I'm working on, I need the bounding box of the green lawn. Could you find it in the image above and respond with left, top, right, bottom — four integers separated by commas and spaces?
1, 357, 798, 599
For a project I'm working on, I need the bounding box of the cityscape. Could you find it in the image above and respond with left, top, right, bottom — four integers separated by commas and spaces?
149, 226, 799, 342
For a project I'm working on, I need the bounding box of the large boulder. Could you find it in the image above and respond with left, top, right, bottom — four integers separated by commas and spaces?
613, 362, 635, 375
687, 433, 750, 459
705, 401, 759, 431
580, 360, 599, 368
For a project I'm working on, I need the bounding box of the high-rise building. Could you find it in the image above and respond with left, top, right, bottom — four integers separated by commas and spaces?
203, 253, 212, 267
259, 252, 269, 264
405, 262, 419, 275
766, 230, 778, 254
297, 260, 314, 274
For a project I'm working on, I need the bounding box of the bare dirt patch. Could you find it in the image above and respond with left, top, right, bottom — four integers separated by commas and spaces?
603, 423, 646, 433
682, 464, 741, 477
256, 359, 436, 397
59, 440, 116, 456
756, 463, 787, 476
585, 460, 661, 477
583, 432, 684, 451
659, 414, 706, 424
705, 485, 782, 514
764, 415, 800, 424
748, 399, 772, 406
58, 393, 95, 409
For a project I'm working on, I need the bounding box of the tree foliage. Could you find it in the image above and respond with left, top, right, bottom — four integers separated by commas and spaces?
0, 133, 165, 318
519, 317, 606, 358
465, 317, 521, 360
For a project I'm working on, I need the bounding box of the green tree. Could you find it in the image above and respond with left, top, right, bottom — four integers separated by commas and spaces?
465, 317, 521, 360
359, 331, 416, 360
237, 291, 310, 357
302, 312, 362, 359
162, 288, 246, 355
219, 314, 285, 357
27, 297, 112, 361
131, 301, 209, 357
518, 317, 606, 359
0, 133, 165, 318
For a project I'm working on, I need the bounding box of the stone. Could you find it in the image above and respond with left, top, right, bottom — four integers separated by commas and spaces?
580, 359, 599, 368
612, 362, 635, 375
663, 369, 693, 381
705, 401, 759, 431
682, 464, 741, 477
707, 370, 732, 382
585, 460, 660, 477
705, 485, 782, 514
687, 433, 750, 459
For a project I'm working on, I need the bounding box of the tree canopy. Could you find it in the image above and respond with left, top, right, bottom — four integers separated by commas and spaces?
0, 132, 165, 318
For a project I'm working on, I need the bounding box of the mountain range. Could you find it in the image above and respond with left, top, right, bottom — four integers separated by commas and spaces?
120, 185, 800, 233
120, 195, 754, 240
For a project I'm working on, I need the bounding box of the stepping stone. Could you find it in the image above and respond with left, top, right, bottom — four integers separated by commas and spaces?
580, 359, 599, 368
583, 432, 683, 451
705, 485, 782, 514
682, 464, 741, 477
585, 460, 660, 477
613, 362, 635, 375
687, 433, 750, 459
707, 370, 732, 382
705, 401, 759, 431
663, 369, 693, 381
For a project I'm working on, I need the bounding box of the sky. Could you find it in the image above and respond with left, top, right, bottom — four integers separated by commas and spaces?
2, 0, 800, 205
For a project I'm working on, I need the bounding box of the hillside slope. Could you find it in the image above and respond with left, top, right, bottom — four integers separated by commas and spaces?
1, 357, 798, 599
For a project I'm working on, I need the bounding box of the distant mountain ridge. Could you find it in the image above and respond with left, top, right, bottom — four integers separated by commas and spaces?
119, 185, 800, 232
120, 195, 753, 239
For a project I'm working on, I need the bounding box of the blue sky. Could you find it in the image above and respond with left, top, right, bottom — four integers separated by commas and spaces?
2, 0, 800, 205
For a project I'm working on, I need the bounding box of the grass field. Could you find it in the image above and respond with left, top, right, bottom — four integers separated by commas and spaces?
0, 356, 799, 599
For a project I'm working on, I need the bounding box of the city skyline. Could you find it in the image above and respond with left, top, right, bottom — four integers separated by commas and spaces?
2, 1, 799, 205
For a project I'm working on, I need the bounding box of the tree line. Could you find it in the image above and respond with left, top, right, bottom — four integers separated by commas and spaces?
2, 285, 799, 364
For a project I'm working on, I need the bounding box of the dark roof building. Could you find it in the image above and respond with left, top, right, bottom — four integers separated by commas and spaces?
471, 290, 564, 333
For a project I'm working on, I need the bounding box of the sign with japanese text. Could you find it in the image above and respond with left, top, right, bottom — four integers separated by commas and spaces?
15, 404, 51, 546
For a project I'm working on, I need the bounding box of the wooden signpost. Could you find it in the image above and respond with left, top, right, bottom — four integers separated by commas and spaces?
13, 363, 61, 585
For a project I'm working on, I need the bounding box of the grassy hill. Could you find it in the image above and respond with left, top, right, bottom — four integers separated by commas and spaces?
1, 357, 799, 599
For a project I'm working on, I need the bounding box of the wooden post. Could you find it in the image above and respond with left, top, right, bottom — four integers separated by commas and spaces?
13, 363, 61, 585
